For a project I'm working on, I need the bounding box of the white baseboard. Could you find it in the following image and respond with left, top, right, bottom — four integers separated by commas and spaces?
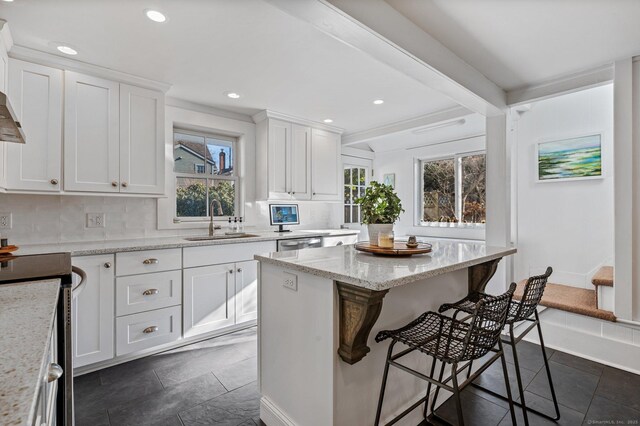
260, 397, 297, 426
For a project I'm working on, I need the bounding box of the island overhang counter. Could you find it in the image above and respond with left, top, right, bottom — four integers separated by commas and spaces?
255, 241, 516, 426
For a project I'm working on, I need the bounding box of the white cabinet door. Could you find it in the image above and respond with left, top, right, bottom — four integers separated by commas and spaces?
64, 71, 120, 193
235, 260, 258, 323
119, 84, 164, 194
72, 254, 115, 368
6, 59, 63, 191
311, 128, 341, 201
183, 264, 236, 338
267, 119, 292, 200
290, 124, 311, 200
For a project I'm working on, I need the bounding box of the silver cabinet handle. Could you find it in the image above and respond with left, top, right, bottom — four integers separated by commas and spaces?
336, 241, 344, 246
50, 178, 58, 185
121, 182, 128, 188
143, 258, 159, 265
237, 268, 242, 273
104, 262, 112, 268
111, 181, 118, 187
47, 363, 63, 383
142, 288, 159, 296
143, 326, 158, 334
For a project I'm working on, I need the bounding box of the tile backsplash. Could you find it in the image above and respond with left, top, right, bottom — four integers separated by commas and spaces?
0, 194, 342, 245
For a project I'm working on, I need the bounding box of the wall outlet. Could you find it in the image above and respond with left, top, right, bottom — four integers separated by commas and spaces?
283, 272, 298, 291
86, 213, 106, 228
0, 213, 12, 229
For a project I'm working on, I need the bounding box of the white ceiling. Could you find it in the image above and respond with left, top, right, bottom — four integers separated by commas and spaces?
386, 0, 640, 91
0, 0, 459, 133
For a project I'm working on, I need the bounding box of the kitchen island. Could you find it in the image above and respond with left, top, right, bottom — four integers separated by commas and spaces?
255, 240, 516, 426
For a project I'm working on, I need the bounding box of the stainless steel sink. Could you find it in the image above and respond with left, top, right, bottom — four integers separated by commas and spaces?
184, 234, 260, 241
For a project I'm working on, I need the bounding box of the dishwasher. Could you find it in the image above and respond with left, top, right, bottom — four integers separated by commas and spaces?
277, 237, 323, 251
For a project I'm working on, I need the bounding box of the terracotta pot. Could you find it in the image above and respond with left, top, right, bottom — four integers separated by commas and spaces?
367, 223, 393, 246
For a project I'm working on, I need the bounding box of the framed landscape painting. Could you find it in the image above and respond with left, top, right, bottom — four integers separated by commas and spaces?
536, 134, 602, 182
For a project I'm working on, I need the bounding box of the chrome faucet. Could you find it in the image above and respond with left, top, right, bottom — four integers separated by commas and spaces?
209, 199, 222, 236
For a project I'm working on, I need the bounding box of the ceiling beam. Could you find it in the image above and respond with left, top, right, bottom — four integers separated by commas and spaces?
342, 106, 471, 146
265, 0, 506, 116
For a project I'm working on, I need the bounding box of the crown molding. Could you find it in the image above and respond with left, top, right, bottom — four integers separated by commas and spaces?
341, 106, 471, 146
252, 109, 345, 134
165, 97, 254, 123
8, 45, 172, 93
507, 64, 614, 106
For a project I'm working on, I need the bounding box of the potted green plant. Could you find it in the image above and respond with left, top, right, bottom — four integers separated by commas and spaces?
356, 181, 404, 245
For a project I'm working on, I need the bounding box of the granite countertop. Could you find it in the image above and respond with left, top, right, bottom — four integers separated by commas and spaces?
0, 279, 60, 426
16, 229, 359, 256
255, 240, 516, 291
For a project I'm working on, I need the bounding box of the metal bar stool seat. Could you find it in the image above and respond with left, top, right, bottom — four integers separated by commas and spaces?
374, 283, 518, 426
438, 267, 559, 426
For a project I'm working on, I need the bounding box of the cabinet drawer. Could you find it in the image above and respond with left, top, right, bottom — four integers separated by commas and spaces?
183, 241, 276, 268
116, 248, 182, 276
116, 270, 182, 316
115, 306, 181, 356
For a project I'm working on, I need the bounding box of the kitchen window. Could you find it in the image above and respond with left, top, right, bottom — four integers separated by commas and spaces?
343, 165, 369, 224
173, 129, 238, 220
420, 152, 486, 226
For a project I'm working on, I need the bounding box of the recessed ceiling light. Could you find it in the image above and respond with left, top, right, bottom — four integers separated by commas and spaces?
225, 92, 241, 99
323, 119, 333, 123
145, 9, 167, 23
2, 0, 15, 3
57, 45, 78, 55
373, 99, 384, 105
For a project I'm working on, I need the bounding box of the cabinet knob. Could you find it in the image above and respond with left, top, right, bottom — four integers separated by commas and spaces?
143, 258, 159, 265
104, 262, 112, 268
50, 178, 59, 185
142, 288, 159, 296
229, 270, 234, 274
237, 268, 242, 273
111, 181, 118, 187
313, 192, 316, 195
47, 363, 63, 383
143, 326, 158, 334
292, 192, 295, 195
121, 182, 128, 188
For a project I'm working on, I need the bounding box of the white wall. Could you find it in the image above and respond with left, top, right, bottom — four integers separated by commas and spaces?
0, 105, 342, 245
373, 136, 486, 240
513, 84, 614, 286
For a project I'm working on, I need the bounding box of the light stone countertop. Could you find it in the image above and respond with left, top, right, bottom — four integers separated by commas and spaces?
0, 279, 60, 426
16, 229, 359, 257
255, 240, 516, 291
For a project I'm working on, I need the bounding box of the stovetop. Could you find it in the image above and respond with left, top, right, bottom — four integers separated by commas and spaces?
0, 252, 73, 286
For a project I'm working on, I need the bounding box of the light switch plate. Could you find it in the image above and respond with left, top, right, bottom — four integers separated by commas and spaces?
86, 213, 106, 228
283, 272, 298, 291
0, 213, 12, 229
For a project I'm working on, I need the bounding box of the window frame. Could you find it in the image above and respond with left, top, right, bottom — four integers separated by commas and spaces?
173, 128, 239, 222
343, 164, 370, 224
417, 150, 486, 228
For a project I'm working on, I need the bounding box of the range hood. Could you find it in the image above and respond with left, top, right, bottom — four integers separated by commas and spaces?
0, 91, 25, 144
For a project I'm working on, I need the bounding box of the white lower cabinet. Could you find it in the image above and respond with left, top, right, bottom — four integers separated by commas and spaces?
115, 270, 182, 316
183, 264, 236, 338
235, 260, 259, 323
116, 305, 182, 356
72, 254, 115, 369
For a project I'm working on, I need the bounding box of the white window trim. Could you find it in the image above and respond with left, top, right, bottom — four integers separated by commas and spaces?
415, 150, 486, 229
158, 105, 254, 230
343, 161, 371, 224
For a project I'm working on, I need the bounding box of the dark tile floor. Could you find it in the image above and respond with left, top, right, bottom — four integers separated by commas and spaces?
75, 327, 640, 426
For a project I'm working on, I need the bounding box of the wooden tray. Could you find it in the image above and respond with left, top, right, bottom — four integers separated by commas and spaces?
0, 245, 18, 255
355, 241, 432, 256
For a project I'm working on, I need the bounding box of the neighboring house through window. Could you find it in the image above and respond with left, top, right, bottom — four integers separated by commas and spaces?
173, 129, 238, 220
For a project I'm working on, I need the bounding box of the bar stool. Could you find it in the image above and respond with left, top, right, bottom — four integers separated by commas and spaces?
374, 283, 518, 426
439, 267, 558, 426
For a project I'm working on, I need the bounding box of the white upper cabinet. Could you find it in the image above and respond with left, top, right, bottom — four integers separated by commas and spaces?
64, 71, 120, 193
6, 59, 63, 191
311, 128, 341, 201
119, 84, 164, 194
64, 71, 164, 194
256, 114, 340, 201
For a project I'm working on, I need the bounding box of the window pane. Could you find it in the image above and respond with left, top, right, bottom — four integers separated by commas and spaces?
344, 206, 351, 223
352, 187, 358, 204
176, 177, 207, 217
174, 132, 206, 174
359, 168, 366, 185
208, 180, 236, 217
462, 154, 486, 224
352, 206, 359, 223
344, 185, 351, 204
423, 159, 456, 222
359, 186, 365, 198
206, 137, 234, 176
344, 168, 350, 185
